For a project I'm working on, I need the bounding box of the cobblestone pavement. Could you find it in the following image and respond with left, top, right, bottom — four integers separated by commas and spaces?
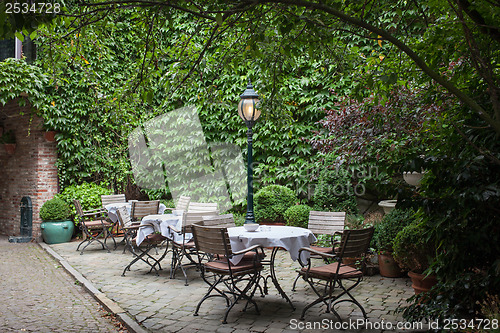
47, 239, 425, 333
0, 236, 127, 333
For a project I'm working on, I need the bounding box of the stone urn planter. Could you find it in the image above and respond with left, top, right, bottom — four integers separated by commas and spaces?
403, 171, 425, 187
378, 200, 397, 214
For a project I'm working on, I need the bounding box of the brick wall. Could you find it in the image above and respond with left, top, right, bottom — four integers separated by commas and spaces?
0, 98, 59, 241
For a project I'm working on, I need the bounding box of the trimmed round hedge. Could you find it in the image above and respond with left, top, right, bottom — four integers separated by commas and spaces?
254, 185, 297, 223
284, 204, 312, 228
40, 197, 71, 221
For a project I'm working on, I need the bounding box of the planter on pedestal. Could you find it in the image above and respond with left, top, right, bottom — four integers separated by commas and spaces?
403, 171, 426, 187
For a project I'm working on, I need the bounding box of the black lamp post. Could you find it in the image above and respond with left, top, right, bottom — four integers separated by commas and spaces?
238, 80, 261, 224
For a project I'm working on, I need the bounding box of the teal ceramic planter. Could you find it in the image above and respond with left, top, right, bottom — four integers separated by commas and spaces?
40, 220, 74, 244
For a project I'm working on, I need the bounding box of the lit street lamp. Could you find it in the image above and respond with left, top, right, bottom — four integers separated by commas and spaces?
238, 80, 261, 224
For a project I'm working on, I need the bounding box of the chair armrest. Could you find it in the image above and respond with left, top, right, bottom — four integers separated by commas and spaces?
168, 224, 181, 234
299, 246, 337, 259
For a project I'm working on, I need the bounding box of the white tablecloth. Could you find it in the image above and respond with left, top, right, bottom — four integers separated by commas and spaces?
105, 202, 167, 223
136, 214, 184, 246
227, 226, 317, 265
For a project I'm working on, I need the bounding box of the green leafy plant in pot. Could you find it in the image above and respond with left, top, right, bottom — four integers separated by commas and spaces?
393, 218, 437, 294
40, 197, 74, 244
373, 208, 415, 277
0, 129, 16, 154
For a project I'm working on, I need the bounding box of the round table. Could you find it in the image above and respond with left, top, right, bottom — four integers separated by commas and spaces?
228, 225, 317, 309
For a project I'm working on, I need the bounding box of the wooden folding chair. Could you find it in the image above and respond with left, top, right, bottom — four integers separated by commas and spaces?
164, 195, 191, 213
187, 201, 218, 213
192, 224, 264, 324
201, 213, 236, 228
73, 199, 115, 255
131, 200, 160, 222
121, 231, 168, 277
101, 194, 126, 207
297, 227, 374, 320
101, 194, 127, 238
116, 206, 141, 254
292, 211, 346, 291
169, 210, 218, 285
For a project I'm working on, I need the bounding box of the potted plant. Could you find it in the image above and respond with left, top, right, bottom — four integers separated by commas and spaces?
393, 219, 437, 294
44, 130, 57, 142
40, 197, 74, 244
0, 130, 16, 154
373, 208, 415, 277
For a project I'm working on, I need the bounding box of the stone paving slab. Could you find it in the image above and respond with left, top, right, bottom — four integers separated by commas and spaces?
47, 239, 427, 332
0, 236, 126, 333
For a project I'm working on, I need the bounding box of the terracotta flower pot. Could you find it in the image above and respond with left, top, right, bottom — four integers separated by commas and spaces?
408, 271, 438, 294
44, 131, 57, 142
378, 252, 403, 277
4, 143, 16, 155
259, 219, 285, 226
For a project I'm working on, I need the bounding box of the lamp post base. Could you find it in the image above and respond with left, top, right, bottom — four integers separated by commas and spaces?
244, 211, 256, 224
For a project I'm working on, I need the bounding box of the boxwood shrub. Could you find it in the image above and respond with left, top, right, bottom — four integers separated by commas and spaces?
40, 197, 71, 221
284, 204, 312, 228
254, 185, 297, 223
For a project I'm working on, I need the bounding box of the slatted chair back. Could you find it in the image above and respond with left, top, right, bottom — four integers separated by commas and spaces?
201, 214, 236, 228
183, 211, 219, 230
116, 206, 133, 228
337, 227, 374, 261
187, 202, 218, 213
73, 199, 84, 219
175, 195, 191, 211
192, 225, 232, 258
308, 211, 346, 235
101, 194, 126, 208
131, 200, 160, 221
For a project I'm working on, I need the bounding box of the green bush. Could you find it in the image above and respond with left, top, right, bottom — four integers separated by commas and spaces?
393, 220, 435, 273
40, 197, 71, 221
312, 164, 359, 214
373, 208, 415, 252
0, 130, 15, 144
284, 204, 312, 228
58, 182, 112, 219
254, 185, 297, 223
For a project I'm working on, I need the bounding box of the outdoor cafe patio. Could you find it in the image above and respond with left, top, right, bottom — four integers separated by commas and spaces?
47, 235, 418, 333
